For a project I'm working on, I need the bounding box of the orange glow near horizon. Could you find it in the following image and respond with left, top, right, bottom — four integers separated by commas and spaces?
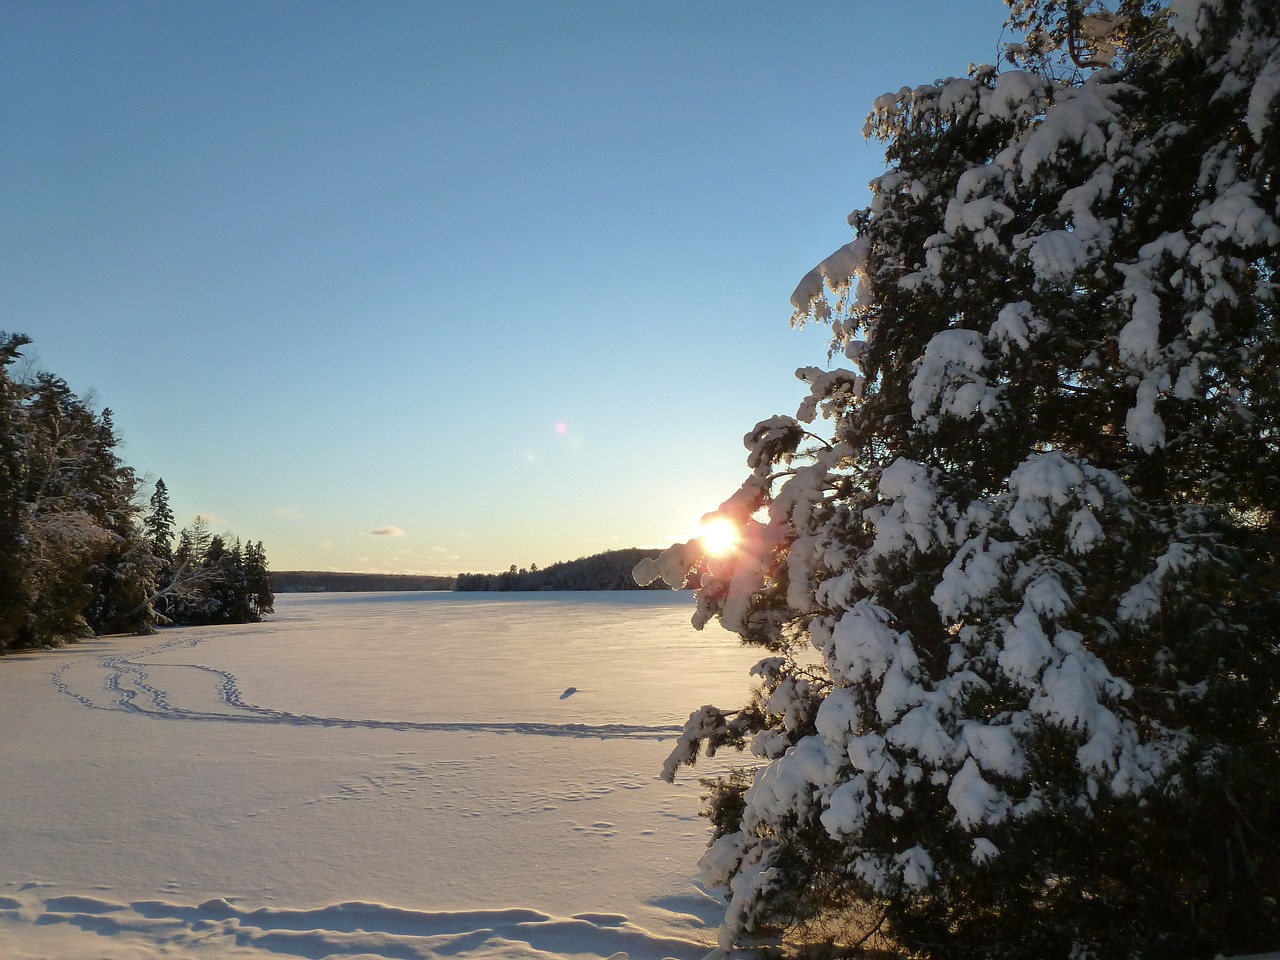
700, 516, 740, 557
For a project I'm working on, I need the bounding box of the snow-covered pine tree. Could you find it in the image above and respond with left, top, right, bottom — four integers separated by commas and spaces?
145, 478, 176, 562
0, 333, 33, 654
244, 540, 275, 620
640, 1, 1280, 956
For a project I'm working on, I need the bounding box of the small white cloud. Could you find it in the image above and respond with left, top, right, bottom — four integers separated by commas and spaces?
368, 526, 407, 538
274, 506, 306, 521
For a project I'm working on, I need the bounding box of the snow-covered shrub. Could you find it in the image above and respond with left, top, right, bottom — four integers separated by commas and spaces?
643, 2, 1280, 956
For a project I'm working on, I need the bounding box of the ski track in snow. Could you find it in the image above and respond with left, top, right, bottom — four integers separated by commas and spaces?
8, 888, 720, 960
50, 635, 684, 740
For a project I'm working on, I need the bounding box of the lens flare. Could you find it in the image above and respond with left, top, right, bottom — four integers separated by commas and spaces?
700, 516, 740, 557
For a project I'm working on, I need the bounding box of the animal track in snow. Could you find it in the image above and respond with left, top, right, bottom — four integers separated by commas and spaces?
51, 636, 682, 741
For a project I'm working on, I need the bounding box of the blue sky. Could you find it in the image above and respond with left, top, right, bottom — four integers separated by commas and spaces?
3, 0, 1010, 574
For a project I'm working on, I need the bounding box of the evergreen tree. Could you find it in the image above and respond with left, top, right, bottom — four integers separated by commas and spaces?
0, 333, 33, 653
185, 532, 236, 625
144, 478, 175, 561
643, 2, 1280, 956
244, 540, 275, 619
82, 408, 160, 636
6, 369, 157, 646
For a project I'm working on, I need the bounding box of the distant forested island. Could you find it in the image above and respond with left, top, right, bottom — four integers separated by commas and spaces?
272, 571, 455, 592
276, 549, 681, 594
454, 547, 673, 592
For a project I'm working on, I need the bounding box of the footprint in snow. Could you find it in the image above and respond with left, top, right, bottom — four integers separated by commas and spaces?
559, 687, 577, 700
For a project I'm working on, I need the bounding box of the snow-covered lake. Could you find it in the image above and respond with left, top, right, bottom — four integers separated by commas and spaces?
0, 591, 762, 960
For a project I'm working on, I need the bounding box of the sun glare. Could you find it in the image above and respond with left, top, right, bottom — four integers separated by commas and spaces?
700, 516, 740, 557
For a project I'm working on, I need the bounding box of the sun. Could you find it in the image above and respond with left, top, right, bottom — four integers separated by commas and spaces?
700, 516, 740, 557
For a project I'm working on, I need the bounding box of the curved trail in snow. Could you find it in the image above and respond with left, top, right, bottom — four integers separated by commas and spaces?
51, 635, 683, 741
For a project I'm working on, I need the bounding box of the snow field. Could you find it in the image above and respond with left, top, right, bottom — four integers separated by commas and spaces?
0, 591, 761, 960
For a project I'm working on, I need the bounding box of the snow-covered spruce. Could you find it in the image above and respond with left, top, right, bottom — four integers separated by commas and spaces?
640, 2, 1280, 957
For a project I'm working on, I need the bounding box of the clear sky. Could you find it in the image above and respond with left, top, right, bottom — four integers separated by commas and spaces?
2, 0, 1010, 575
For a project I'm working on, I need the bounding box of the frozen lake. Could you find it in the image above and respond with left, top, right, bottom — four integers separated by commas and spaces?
0, 591, 762, 960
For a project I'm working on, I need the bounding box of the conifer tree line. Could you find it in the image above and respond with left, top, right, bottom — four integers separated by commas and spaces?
0, 332, 273, 655
145, 485, 274, 628
641, 1, 1280, 957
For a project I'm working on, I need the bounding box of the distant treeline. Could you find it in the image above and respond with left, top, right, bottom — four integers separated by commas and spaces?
454, 548, 672, 591
273, 571, 454, 593
274, 549, 678, 594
